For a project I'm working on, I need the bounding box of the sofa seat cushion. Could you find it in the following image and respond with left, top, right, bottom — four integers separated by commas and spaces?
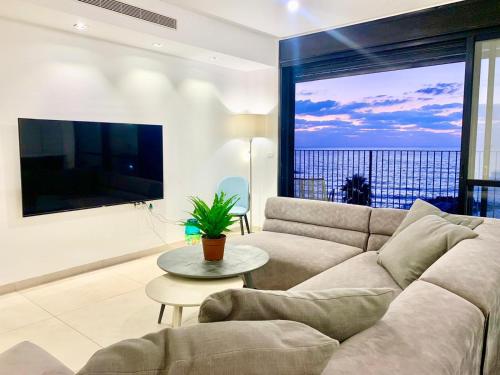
228, 231, 363, 290
0, 341, 73, 375
420, 221, 500, 375
78, 320, 337, 375
321, 281, 485, 375
291, 252, 401, 292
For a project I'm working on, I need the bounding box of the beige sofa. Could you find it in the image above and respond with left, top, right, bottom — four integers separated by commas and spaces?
2, 197, 499, 374
230, 197, 500, 375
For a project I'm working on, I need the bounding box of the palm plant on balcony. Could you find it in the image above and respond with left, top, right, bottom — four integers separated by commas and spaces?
182, 192, 238, 261
342, 174, 372, 206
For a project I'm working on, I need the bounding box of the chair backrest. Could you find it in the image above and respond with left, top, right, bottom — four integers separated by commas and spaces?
217, 176, 249, 210
294, 178, 328, 201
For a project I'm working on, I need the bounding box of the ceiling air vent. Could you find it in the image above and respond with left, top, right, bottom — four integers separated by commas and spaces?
76, 0, 177, 30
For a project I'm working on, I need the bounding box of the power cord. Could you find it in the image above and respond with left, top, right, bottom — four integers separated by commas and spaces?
147, 204, 175, 224
142, 204, 168, 244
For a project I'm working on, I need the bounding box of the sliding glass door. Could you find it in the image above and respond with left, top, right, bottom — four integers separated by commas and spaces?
280, 33, 500, 218
467, 38, 500, 218
294, 62, 466, 212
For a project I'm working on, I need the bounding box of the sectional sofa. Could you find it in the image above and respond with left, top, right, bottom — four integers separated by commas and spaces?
230, 197, 500, 375
2, 197, 499, 374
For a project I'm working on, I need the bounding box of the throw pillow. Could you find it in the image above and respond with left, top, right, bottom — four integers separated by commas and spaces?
380, 199, 483, 252
199, 287, 396, 342
77, 320, 337, 375
377, 215, 478, 289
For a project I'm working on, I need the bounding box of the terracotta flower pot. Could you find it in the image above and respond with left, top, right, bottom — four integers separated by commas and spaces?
201, 235, 226, 261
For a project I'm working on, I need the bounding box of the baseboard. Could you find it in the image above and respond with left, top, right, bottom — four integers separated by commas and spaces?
0, 240, 186, 296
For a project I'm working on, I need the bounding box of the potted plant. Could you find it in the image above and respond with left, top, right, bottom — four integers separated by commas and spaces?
182, 192, 238, 261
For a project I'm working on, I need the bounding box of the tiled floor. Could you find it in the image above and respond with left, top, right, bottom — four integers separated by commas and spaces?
0, 250, 201, 371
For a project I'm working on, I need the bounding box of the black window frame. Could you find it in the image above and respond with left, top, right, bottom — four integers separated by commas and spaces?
278, 0, 500, 215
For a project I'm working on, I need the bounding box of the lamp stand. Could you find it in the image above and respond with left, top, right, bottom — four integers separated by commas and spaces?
249, 137, 253, 230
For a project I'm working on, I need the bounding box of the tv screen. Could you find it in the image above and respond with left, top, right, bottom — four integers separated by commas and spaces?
18, 119, 164, 217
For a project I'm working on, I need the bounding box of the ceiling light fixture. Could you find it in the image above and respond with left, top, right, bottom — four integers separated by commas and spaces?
152, 43, 163, 48
287, 0, 300, 12
73, 22, 88, 31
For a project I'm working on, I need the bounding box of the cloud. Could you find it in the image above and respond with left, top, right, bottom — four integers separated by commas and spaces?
296, 101, 463, 131
296, 125, 337, 132
297, 90, 314, 96
295, 98, 413, 117
371, 99, 409, 106
415, 83, 463, 96
295, 100, 368, 116
294, 79, 464, 148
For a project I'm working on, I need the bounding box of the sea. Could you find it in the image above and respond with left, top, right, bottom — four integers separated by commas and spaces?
294, 147, 462, 209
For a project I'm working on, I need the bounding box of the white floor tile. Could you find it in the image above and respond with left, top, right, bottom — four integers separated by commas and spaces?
21, 270, 143, 315
0, 249, 205, 371
0, 293, 52, 334
0, 318, 100, 372
57, 288, 169, 347
110, 255, 166, 285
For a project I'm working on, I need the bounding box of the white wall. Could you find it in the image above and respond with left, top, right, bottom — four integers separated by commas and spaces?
0, 18, 278, 286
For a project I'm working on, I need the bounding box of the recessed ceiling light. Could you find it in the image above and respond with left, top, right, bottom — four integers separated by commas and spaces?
152, 43, 163, 48
287, 0, 300, 12
73, 22, 88, 31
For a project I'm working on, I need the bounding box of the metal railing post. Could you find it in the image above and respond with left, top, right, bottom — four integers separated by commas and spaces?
368, 150, 373, 202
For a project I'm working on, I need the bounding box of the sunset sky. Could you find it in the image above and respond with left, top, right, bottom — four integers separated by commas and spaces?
295, 62, 465, 149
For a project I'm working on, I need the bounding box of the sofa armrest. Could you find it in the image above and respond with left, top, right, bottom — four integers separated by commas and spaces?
0, 341, 73, 375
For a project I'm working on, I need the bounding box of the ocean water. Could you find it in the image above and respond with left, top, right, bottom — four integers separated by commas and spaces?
294, 148, 461, 209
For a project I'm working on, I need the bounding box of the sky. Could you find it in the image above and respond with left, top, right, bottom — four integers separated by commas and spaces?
295, 62, 466, 149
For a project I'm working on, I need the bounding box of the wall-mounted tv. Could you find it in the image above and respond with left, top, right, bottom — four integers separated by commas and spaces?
18, 119, 164, 217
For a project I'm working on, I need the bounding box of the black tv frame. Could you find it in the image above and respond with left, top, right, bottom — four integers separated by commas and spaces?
18, 118, 164, 217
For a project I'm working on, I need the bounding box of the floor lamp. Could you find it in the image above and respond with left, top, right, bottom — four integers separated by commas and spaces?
230, 114, 267, 229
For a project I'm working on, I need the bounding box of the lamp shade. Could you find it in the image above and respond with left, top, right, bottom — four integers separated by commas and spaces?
228, 114, 267, 139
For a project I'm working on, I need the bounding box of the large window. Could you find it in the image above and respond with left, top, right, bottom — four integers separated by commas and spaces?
294, 62, 465, 212
467, 38, 500, 218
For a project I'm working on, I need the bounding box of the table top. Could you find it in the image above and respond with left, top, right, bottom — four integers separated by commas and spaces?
146, 274, 243, 307
157, 244, 269, 279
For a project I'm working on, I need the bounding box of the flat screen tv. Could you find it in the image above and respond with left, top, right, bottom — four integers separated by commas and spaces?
18, 119, 164, 217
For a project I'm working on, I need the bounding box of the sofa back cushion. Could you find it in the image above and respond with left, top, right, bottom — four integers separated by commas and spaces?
367, 207, 407, 251
263, 197, 371, 249
379, 199, 484, 252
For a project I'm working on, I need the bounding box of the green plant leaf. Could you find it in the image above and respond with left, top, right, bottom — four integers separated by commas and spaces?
180, 192, 239, 238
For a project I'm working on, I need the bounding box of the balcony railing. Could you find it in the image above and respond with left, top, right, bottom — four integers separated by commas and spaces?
294, 149, 461, 211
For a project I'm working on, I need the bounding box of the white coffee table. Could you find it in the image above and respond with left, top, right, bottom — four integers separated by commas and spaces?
146, 273, 243, 327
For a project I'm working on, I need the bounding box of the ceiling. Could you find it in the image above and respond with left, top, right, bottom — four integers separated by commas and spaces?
0, 0, 465, 71
0, 0, 277, 71
162, 0, 464, 38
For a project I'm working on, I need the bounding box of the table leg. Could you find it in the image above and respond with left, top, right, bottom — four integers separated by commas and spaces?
243, 272, 255, 289
158, 304, 166, 324
172, 306, 183, 327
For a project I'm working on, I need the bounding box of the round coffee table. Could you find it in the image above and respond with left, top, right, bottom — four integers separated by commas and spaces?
146, 274, 243, 327
157, 244, 269, 289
